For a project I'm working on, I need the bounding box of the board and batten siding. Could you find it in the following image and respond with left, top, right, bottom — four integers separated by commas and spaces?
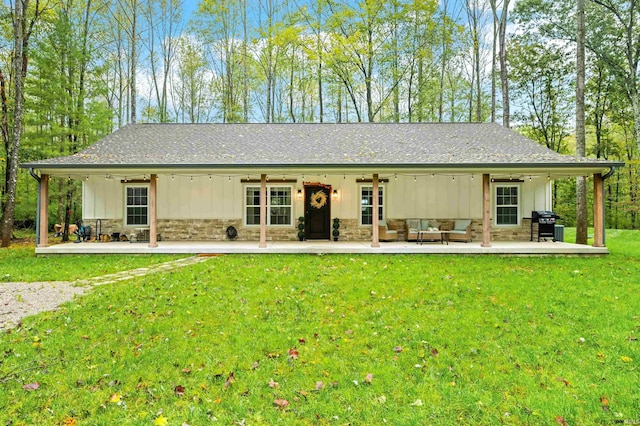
82, 174, 552, 225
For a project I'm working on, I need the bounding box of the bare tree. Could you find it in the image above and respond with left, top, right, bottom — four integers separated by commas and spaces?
576, 0, 588, 244
490, 0, 510, 127
1, 0, 45, 247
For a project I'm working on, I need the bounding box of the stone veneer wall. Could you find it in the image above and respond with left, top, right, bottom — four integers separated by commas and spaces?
91, 217, 535, 242
386, 218, 534, 242
89, 219, 123, 237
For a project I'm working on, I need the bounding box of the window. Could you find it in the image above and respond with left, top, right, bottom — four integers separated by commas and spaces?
360, 186, 384, 226
245, 186, 292, 226
125, 185, 149, 226
495, 185, 520, 226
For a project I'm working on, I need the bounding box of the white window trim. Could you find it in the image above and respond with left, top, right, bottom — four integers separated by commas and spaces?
359, 184, 385, 227
124, 184, 150, 228
244, 184, 294, 227
493, 183, 521, 227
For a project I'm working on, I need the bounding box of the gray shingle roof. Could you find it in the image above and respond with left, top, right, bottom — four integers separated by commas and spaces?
22, 123, 621, 170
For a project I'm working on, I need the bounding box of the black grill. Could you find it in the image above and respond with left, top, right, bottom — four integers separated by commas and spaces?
530, 211, 559, 241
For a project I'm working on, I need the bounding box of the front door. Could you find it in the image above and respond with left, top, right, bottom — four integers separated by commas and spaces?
305, 185, 331, 240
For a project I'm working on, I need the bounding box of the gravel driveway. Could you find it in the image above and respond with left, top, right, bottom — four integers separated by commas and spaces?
0, 256, 208, 329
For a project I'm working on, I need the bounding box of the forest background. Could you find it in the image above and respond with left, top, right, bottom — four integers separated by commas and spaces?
1, 0, 638, 244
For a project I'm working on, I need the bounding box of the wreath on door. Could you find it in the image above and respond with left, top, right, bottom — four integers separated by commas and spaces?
310, 190, 328, 209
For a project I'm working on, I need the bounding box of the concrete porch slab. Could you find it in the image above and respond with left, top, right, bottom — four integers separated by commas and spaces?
35, 240, 609, 255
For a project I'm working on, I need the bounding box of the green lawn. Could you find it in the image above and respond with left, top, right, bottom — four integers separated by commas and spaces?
1, 231, 639, 425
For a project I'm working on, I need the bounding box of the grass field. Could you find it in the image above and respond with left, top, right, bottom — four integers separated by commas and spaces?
1, 230, 639, 425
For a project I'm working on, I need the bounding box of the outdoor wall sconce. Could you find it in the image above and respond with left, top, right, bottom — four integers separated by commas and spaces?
332, 189, 339, 199
296, 189, 303, 199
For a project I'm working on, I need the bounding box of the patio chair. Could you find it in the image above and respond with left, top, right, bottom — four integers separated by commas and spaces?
447, 219, 472, 242
378, 220, 398, 242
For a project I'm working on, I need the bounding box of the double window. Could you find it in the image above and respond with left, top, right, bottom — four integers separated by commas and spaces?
495, 185, 520, 226
360, 185, 385, 226
125, 185, 149, 226
245, 186, 292, 226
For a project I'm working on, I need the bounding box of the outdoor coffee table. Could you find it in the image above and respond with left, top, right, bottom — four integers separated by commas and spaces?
417, 230, 446, 245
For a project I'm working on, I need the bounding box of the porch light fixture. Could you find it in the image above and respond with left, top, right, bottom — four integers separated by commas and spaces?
332, 189, 338, 199
296, 189, 303, 199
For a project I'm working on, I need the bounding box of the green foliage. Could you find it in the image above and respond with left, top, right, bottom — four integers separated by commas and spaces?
1, 232, 639, 424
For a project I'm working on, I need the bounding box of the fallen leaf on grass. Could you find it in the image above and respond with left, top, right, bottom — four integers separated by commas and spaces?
600, 396, 609, 411
410, 399, 423, 406
288, 348, 299, 359
375, 395, 387, 404
315, 381, 324, 390
181, 368, 191, 374
224, 372, 235, 388
62, 418, 76, 426
555, 416, 567, 425
621, 356, 632, 363
174, 385, 185, 396
22, 382, 39, 391
557, 377, 570, 387
109, 393, 121, 403
431, 348, 439, 357
268, 379, 279, 389
393, 346, 403, 353
274, 398, 290, 408
364, 373, 373, 383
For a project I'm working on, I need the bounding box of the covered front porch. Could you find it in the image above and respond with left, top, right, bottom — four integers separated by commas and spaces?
35, 239, 609, 255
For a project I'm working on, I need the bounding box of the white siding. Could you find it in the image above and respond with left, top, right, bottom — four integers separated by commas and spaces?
82, 173, 552, 223
82, 178, 123, 219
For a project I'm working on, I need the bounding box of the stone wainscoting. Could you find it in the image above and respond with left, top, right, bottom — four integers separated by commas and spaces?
385, 218, 535, 242
89, 218, 536, 242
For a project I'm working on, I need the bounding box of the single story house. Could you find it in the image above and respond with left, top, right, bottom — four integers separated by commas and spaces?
21, 123, 623, 251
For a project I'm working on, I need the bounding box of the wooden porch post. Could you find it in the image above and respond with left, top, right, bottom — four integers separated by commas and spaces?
371, 173, 380, 248
481, 173, 491, 248
593, 173, 604, 247
38, 174, 49, 248
148, 174, 158, 248
259, 174, 267, 248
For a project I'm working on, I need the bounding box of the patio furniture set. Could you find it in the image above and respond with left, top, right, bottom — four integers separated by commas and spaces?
379, 219, 473, 244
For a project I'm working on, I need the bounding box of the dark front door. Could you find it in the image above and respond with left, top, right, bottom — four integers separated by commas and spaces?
305, 185, 331, 240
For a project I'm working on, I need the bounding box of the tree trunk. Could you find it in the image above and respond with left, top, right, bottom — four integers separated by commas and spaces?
1, 0, 27, 247
496, 0, 510, 128
130, 0, 138, 124
575, 0, 588, 245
